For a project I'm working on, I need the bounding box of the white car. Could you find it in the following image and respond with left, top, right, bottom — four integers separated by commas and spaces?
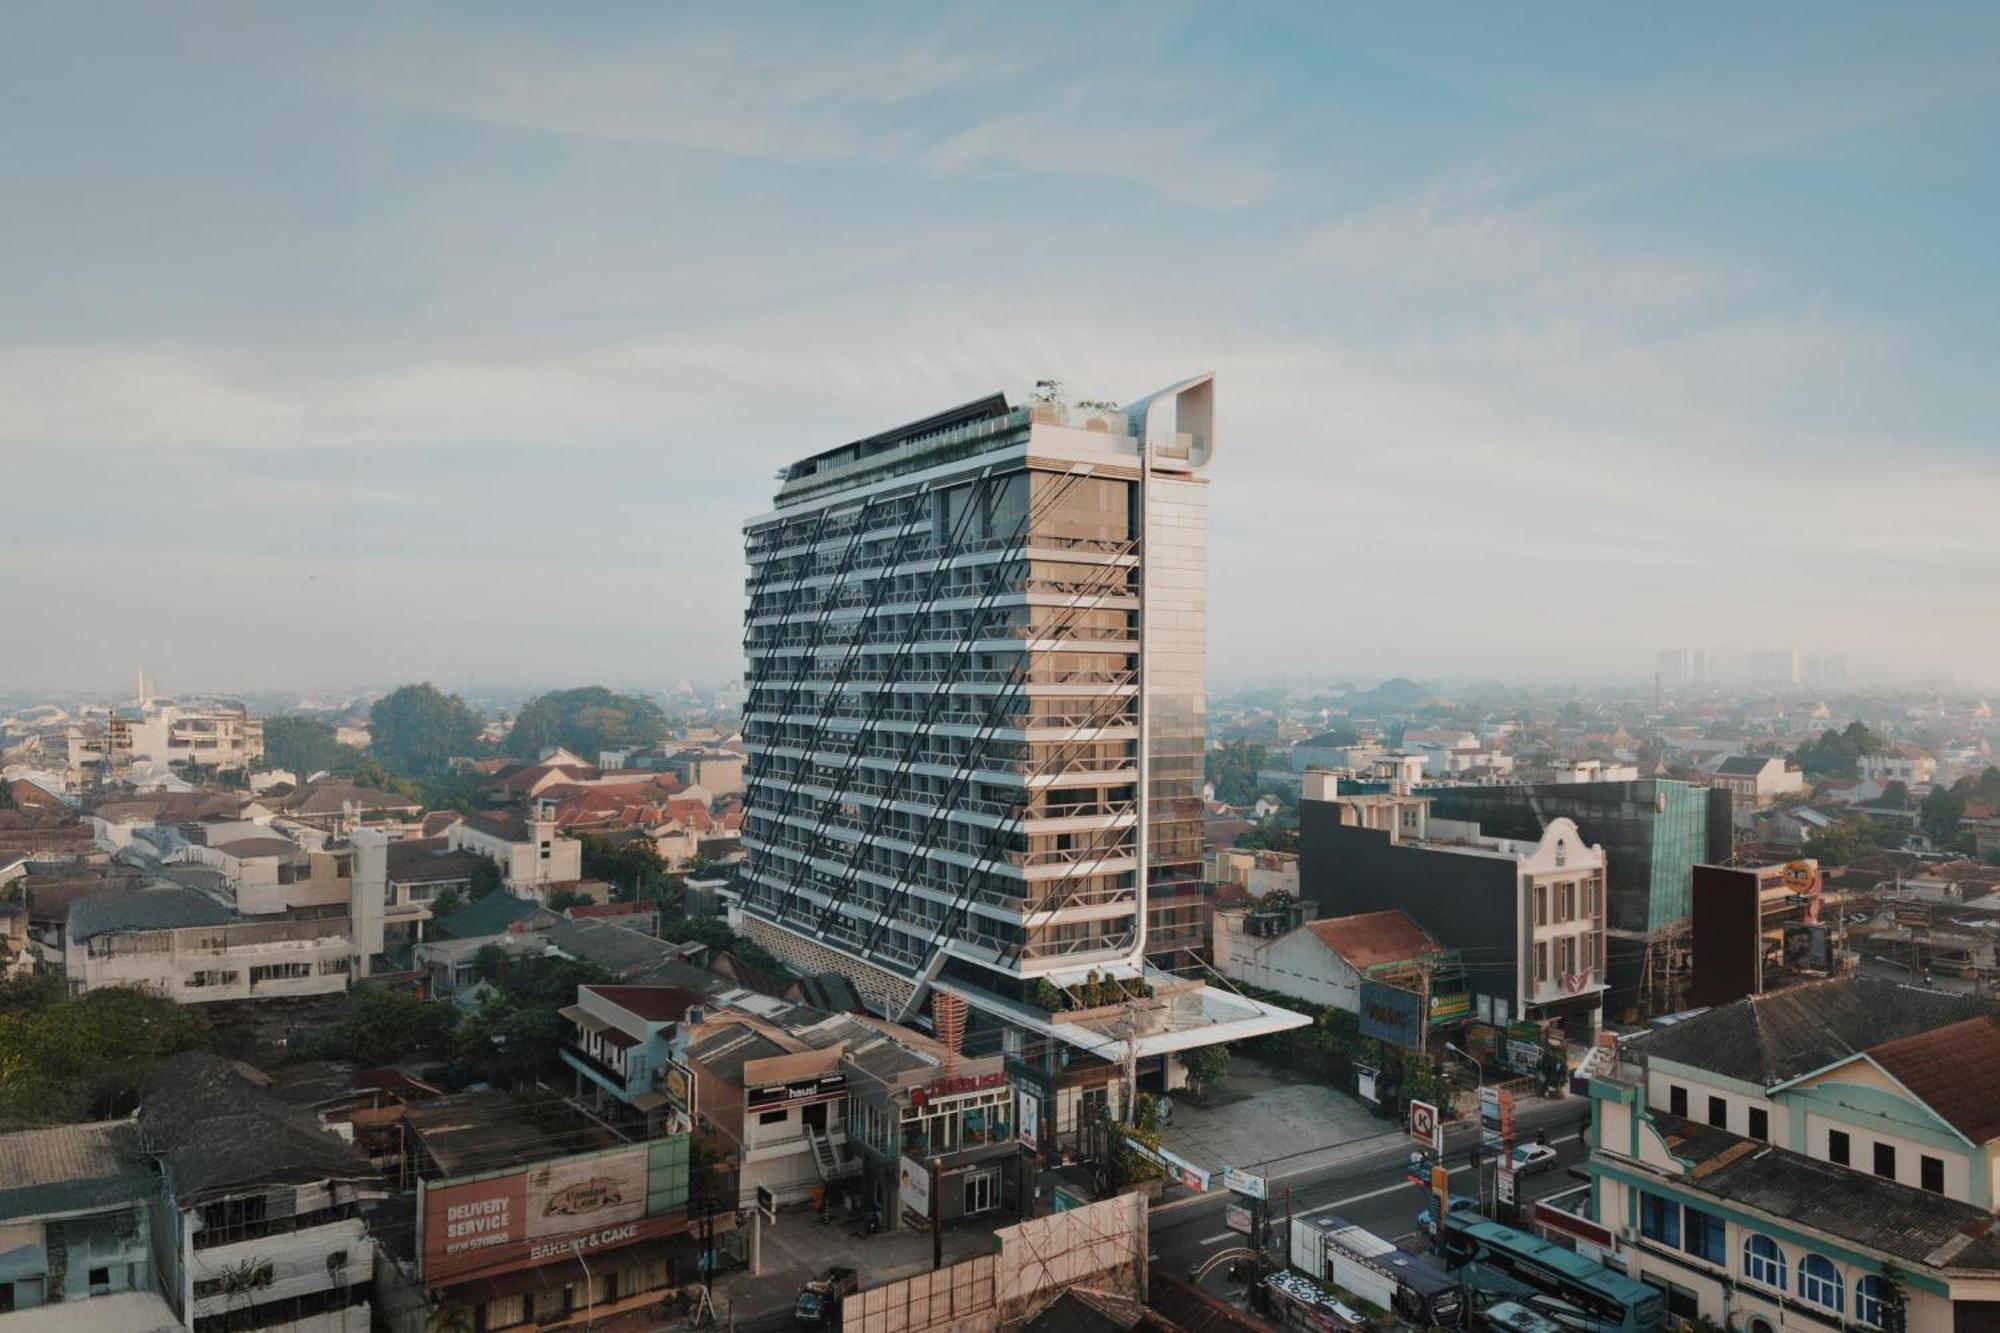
1510, 1143, 1560, 1177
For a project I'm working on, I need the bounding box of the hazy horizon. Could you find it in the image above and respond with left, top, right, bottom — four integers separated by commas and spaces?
4, 4, 1997, 694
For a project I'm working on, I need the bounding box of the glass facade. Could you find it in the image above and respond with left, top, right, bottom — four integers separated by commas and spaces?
734, 386, 1214, 1014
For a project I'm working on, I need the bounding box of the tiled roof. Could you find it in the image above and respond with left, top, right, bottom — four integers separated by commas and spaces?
1648, 1112, 2000, 1272
1715, 755, 1776, 776
1869, 1016, 2000, 1145
1305, 909, 1440, 969
586, 984, 705, 1023
433, 892, 549, 940
1635, 975, 2000, 1086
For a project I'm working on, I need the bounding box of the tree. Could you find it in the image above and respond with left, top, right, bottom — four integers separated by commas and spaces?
577, 832, 667, 897
1808, 816, 1887, 867
430, 886, 466, 921
1921, 767, 2000, 842
1791, 721, 1887, 780
468, 858, 503, 901
369, 683, 485, 778
259, 716, 361, 779
0, 982, 209, 1131
506, 686, 668, 760
1205, 741, 1268, 807
547, 889, 593, 912
293, 985, 458, 1067
1178, 1044, 1231, 1096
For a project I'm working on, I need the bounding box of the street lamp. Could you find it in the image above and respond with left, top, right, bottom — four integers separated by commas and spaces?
569, 1238, 594, 1330
1444, 1042, 1483, 1101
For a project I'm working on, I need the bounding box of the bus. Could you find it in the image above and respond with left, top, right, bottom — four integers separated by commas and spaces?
1435, 1216, 1663, 1333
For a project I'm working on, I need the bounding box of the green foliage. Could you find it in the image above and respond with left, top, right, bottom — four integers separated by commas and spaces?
294, 985, 457, 1067
260, 716, 362, 779
1920, 767, 2000, 841
578, 832, 668, 897
1791, 720, 1888, 779
661, 915, 785, 973
1808, 815, 1890, 866
1237, 823, 1299, 853
369, 683, 486, 778
547, 889, 593, 912
448, 955, 615, 1088
429, 886, 466, 921
506, 686, 668, 761
1205, 741, 1269, 807
0, 982, 210, 1131
468, 858, 503, 901
1177, 1043, 1231, 1092
1026, 978, 1066, 1012
1226, 980, 1447, 1113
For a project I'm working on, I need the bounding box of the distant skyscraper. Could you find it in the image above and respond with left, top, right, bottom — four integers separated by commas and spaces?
1656, 649, 1710, 686
1749, 650, 1803, 686
736, 376, 1218, 1020
1803, 653, 1848, 687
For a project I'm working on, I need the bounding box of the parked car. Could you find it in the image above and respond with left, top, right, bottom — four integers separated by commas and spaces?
1416, 1194, 1482, 1232
1509, 1144, 1559, 1177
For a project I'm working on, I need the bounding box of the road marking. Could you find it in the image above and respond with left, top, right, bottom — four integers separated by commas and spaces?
1299, 1179, 1418, 1217
1198, 1232, 1234, 1246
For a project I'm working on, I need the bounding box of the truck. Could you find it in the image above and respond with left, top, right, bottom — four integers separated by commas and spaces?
795, 1266, 860, 1327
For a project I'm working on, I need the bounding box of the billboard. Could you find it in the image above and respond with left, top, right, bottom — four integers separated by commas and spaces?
747, 1071, 846, 1112
421, 1135, 690, 1285
899, 1156, 930, 1219
1358, 981, 1424, 1051
662, 1058, 696, 1114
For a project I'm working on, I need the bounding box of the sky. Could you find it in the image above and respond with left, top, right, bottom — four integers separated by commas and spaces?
3, 2, 1997, 696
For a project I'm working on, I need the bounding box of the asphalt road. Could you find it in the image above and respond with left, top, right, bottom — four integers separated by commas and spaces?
1149, 1097, 1595, 1288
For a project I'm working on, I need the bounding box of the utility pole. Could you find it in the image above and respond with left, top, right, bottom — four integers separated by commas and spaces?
930, 1157, 943, 1270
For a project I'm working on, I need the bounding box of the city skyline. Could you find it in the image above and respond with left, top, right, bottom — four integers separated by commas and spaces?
4, 4, 1998, 692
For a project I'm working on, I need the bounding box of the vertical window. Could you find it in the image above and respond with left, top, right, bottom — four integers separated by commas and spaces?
1708, 1096, 1727, 1129
1640, 1193, 1681, 1246
1874, 1142, 1896, 1180
1921, 1155, 1944, 1194
1748, 1107, 1769, 1141
1828, 1129, 1850, 1165
1798, 1255, 1844, 1310
1855, 1276, 1888, 1329
1535, 942, 1549, 983
1535, 886, 1548, 926
1669, 1085, 1688, 1118
1683, 1207, 1727, 1265
1743, 1233, 1787, 1289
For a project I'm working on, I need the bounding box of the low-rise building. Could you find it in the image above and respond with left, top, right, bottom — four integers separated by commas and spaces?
445, 802, 582, 897
1708, 755, 1808, 809
1574, 977, 2000, 1333
1301, 781, 1609, 1039
559, 983, 712, 1133
0, 1119, 161, 1323
1213, 906, 1468, 1031
1858, 751, 1940, 787
65, 885, 353, 1003
139, 1052, 384, 1333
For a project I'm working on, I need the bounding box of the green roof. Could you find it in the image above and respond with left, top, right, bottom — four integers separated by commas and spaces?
434, 891, 545, 941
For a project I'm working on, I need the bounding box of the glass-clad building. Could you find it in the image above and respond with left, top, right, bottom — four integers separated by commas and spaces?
736, 378, 1216, 1020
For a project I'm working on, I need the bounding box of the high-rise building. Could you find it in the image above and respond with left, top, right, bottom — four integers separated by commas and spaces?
1748, 649, 1802, 686
1656, 648, 1711, 686
736, 377, 1300, 1135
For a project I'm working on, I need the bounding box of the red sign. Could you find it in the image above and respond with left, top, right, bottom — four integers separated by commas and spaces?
912, 1071, 1008, 1105
1535, 1200, 1613, 1250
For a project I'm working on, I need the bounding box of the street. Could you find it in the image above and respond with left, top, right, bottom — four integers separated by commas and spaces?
1148, 1097, 1595, 1282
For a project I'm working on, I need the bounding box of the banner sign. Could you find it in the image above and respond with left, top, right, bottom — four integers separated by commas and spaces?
899, 1156, 930, 1219
1018, 1090, 1040, 1148
747, 1073, 846, 1111
1225, 1203, 1254, 1235
1222, 1166, 1267, 1200
421, 1137, 690, 1285
1359, 981, 1424, 1051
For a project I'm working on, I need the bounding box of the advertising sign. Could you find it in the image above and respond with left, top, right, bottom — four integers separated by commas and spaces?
1479, 1086, 1516, 1151
1018, 1090, 1040, 1149
1358, 981, 1424, 1051
746, 1072, 846, 1112
1222, 1165, 1267, 1200
1496, 1168, 1517, 1207
1224, 1203, 1254, 1235
421, 1137, 690, 1285
1356, 1064, 1378, 1105
755, 1183, 776, 1224
662, 1058, 695, 1114
1408, 1100, 1441, 1156
899, 1155, 930, 1219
